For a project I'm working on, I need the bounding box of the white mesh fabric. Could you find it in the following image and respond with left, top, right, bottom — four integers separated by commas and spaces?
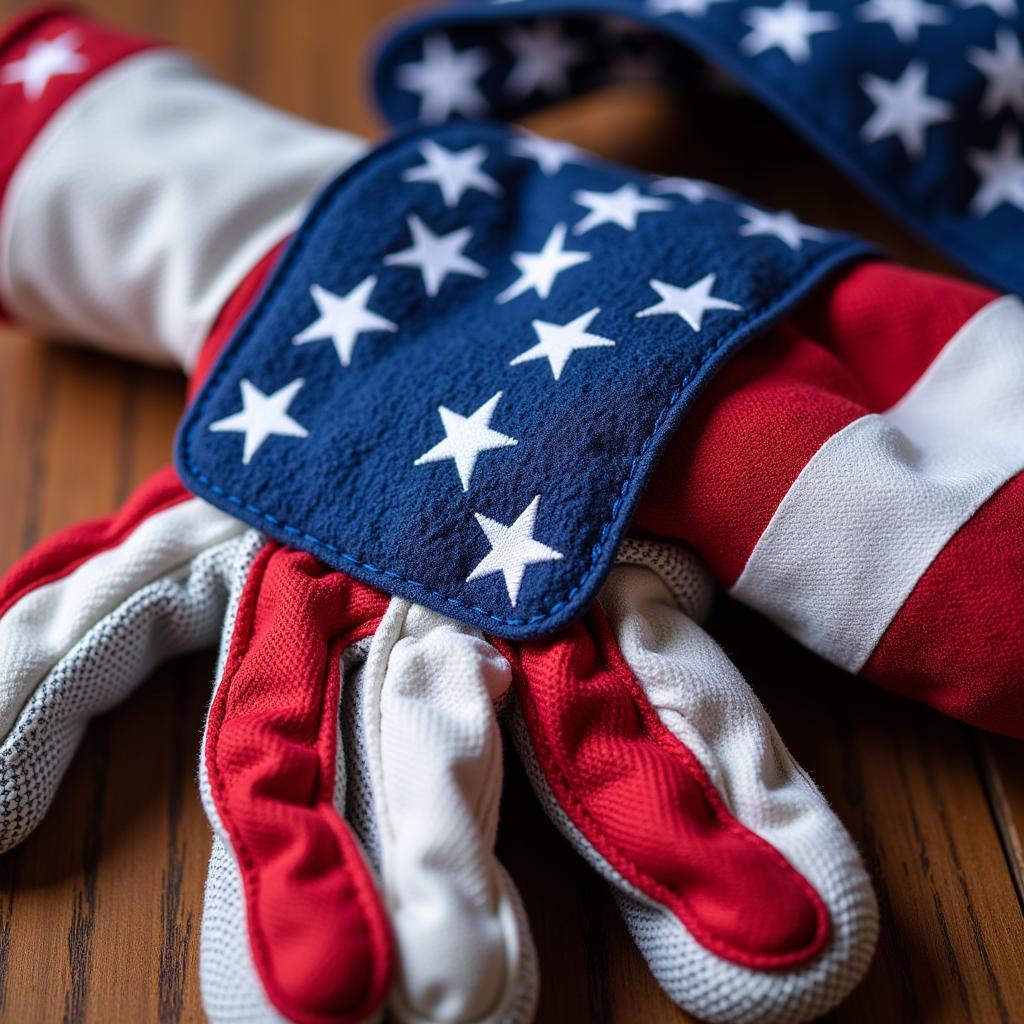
508, 547, 878, 1024
615, 537, 716, 625
351, 597, 538, 1024
0, 497, 244, 739
0, 528, 253, 853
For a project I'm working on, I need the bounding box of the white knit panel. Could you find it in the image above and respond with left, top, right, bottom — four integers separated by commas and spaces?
0, 530, 254, 853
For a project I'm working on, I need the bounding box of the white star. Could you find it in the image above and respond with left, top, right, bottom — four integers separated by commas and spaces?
968, 126, 1024, 216
384, 215, 487, 296
737, 206, 829, 249
970, 29, 1024, 118
855, 0, 947, 43
0, 30, 88, 101
402, 140, 502, 207
510, 308, 617, 380
209, 379, 309, 465
496, 224, 591, 304
467, 496, 564, 607
741, 1, 839, 63
292, 277, 396, 367
503, 21, 582, 99
648, 0, 734, 14
650, 176, 730, 203
396, 33, 489, 123
955, 0, 1017, 16
571, 183, 673, 235
508, 133, 586, 175
860, 61, 952, 159
414, 392, 518, 491
636, 274, 743, 331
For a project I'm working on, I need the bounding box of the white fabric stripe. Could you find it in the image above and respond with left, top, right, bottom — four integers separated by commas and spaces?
731, 295, 1024, 672
0, 497, 245, 738
0, 49, 366, 369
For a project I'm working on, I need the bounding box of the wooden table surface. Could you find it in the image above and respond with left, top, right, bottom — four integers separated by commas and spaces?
0, 1, 1021, 1021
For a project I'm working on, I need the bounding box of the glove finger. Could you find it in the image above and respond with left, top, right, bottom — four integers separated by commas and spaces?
0, 466, 246, 851
342, 597, 537, 1024
498, 542, 878, 1024
199, 544, 394, 1024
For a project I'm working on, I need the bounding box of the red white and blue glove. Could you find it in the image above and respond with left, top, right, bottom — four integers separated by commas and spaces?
0, 6, 1018, 1024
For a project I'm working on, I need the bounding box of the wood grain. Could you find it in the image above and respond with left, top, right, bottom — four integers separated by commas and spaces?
0, 1, 1021, 1022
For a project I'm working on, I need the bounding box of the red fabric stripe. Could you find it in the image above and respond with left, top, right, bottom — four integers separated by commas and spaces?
790, 261, 995, 410
0, 8, 163, 324
0, 465, 189, 619
634, 261, 998, 585
204, 544, 393, 1024
634, 319, 866, 584
188, 239, 288, 401
495, 607, 830, 969
864, 471, 1024, 737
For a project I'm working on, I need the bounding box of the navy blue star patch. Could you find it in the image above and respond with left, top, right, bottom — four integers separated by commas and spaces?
373, 0, 1024, 298
177, 122, 869, 638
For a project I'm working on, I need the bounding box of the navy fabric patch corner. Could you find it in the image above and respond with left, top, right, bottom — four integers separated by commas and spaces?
177, 121, 870, 638
372, 0, 1024, 298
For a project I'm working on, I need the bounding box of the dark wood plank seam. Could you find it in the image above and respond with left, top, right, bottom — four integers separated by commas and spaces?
894, 739, 972, 1018
972, 731, 1024, 917
0, 848, 21, 1013
158, 676, 195, 1024
115, 365, 142, 505
63, 719, 111, 1024
923, 729, 1012, 1024
833, 688, 921, 1021
17, 359, 55, 554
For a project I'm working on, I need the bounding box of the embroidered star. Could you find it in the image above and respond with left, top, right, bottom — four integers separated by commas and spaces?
209, 379, 309, 465
970, 29, 1024, 118
741, 1, 839, 63
510, 308, 617, 380
508, 134, 586, 175
855, 0, 947, 43
861, 61, 952, 159
496, 224, 591, 304
402, 140, 502, 207
467, 496, 564, 607
650, 176, 730, 203
571, 183, 672, 235
414, 392, 518, 491
292, 277, 396, 367
384, 214, 487, 296
648, 0, 733, 14
636, 274, 743, 331
737, 206, 829, 249
968, 126, 1024, 217
0, 30, 88, 101
955, 0, 1016, 16
503, 21, 582, 99
396, 33, 488, 123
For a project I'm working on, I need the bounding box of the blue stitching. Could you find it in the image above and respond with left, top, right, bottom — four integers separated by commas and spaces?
180, 122, 871, 629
